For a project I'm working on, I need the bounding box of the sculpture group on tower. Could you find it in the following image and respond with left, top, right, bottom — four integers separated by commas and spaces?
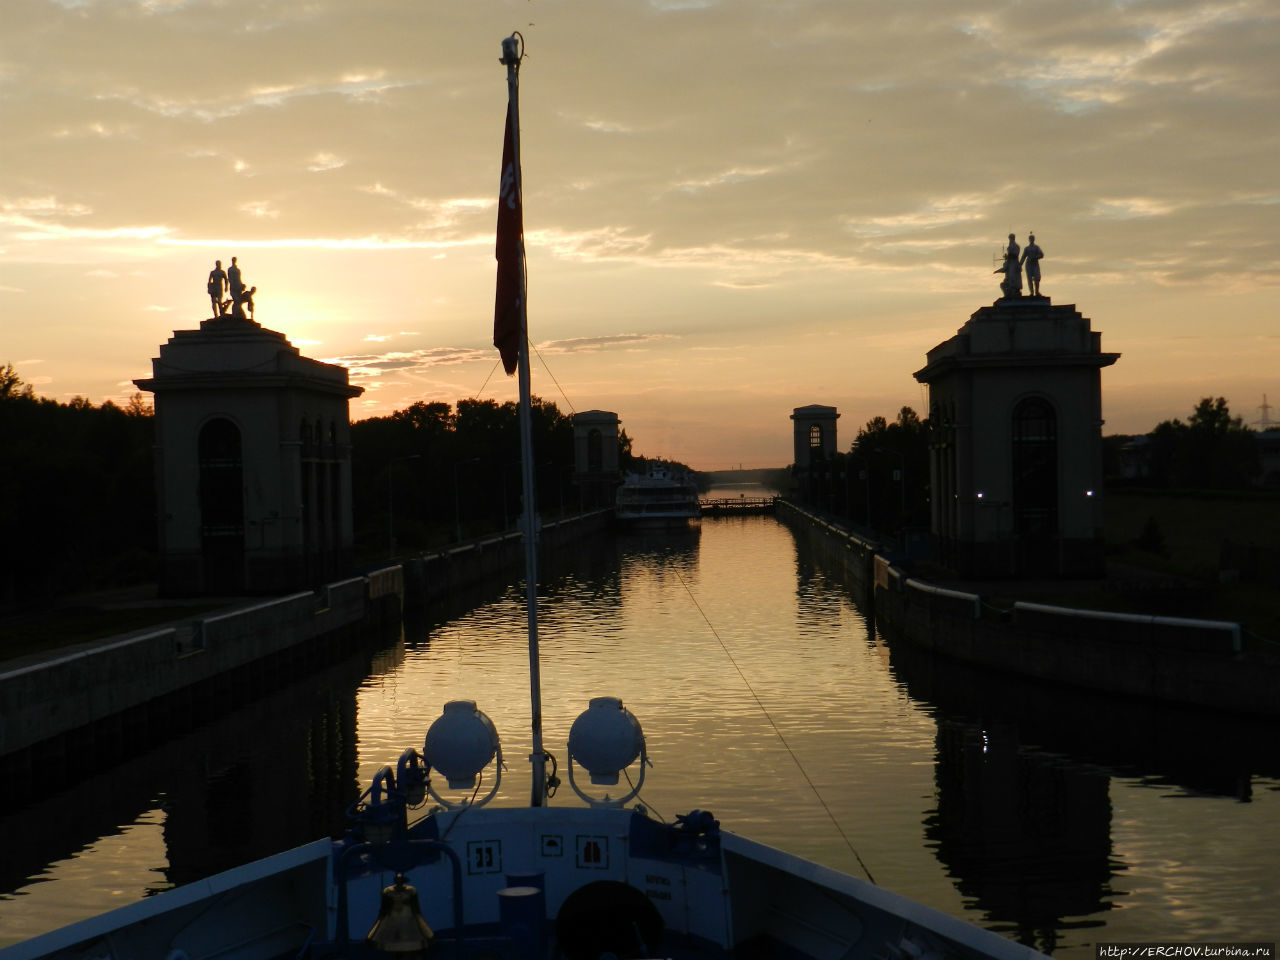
206, 256, 257, 320
994, 233, 1044, 300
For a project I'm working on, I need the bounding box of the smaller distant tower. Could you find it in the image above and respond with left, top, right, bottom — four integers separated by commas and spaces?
571, 410, 621, 508
790, 405, 839, 507
791, 405, 839, 467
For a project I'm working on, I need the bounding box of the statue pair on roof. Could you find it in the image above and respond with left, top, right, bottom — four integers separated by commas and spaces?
995, 233, 1044, 299
206, 257, 257, 320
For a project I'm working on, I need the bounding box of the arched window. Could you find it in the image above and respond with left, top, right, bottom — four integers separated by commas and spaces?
587, 428, 603, 472
199, 418, 244, 531
198, 418, 245, 592
1012, 397, 1058, 537
808, 424, 825, 464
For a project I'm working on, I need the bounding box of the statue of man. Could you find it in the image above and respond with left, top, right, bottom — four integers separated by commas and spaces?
1020, 233, 1044, 297
206, 260, 227, 316
994, 234, 1022, 298
227, 256, 254, 319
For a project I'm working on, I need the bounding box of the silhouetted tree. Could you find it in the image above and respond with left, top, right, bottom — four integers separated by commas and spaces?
1147, 397, 1258, 489
349, 395, 576, 557
0, 362, 34, 400
0, 367, 155, 608
618, 428, 636, 472
846, 406, 930, 533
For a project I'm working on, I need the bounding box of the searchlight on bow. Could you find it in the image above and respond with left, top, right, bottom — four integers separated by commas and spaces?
423, 700, 503, 808
566, 697, 647, 807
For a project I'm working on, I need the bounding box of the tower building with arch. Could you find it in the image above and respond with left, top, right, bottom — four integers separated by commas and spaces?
790, 405, 840, 467
571, 410, 622, 508
135, 314, 364, 596
913, 299, 1119, 577
790, 404, 840, 507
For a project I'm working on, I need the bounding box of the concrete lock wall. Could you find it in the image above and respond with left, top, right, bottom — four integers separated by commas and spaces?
0, 628, 181, 758
776, 499, 1279, 717
0, 512, 608, 764
0, 569, 403, 760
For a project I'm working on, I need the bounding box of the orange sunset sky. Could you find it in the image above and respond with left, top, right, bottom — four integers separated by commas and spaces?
3, 0, 1278, 469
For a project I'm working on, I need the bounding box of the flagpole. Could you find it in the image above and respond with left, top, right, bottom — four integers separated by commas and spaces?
501, 33, 548, 808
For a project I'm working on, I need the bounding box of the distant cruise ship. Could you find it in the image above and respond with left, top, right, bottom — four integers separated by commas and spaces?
615, 461, 701, 524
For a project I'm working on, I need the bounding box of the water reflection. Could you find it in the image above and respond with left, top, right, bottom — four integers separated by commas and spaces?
4, 514, 1280, 956
927, 720, 1114, 954
860, 549, 1280, 953
0, 655, 366, 946
883, 627, 1280, 799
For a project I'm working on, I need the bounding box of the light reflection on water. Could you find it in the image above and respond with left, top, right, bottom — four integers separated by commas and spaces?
0, 808, 169, 945
356, 519, 949, 896
3, 505, 1279, 954
355, 512, 1280, 956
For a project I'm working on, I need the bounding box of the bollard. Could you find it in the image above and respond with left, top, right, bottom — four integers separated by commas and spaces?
497, 882, 545, 960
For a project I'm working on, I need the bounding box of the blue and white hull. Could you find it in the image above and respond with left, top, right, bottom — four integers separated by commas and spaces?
1, 804, 1046, 960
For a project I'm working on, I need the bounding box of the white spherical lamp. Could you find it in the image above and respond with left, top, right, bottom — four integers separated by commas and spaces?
568, 697, 644, 786
423, 700, 500, 789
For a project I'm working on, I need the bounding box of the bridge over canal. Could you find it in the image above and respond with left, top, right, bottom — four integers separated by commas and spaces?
699, 496, 779, 517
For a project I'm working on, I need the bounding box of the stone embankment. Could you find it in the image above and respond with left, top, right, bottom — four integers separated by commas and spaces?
778, 500, 1280, 717
0, 509, 615, 785
401, 509, 613, 608
0, 569, 403, 774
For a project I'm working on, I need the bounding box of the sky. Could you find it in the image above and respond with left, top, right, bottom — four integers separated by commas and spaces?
2, 0, 1278, 470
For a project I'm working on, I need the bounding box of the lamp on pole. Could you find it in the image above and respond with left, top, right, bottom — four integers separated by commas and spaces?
875, 447, 907, 529
387, 454, 421, 559
453, 457, 481, 543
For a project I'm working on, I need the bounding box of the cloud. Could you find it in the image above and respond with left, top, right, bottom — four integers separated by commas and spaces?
308, 152, 346, 173
5, 0, 1280, 461
239, 201, 280, 219
325, 346, 495, 381
3, 196, 93, 217
538, 334, 676, 354
845, 194, 993, 238
669, 165, 781, 194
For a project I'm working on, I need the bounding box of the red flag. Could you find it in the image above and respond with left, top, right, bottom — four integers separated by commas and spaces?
494, 101, 523, 376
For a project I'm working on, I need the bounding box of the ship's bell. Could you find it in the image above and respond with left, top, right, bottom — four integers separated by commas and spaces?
366, 873, 434, 955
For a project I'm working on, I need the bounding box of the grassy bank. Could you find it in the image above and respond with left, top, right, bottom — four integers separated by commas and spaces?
1100, 488, 1280, 645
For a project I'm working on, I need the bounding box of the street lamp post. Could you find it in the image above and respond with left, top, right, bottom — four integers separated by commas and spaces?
387, 454, 421, 559
453, 457, 480, 543
876, 448, 907, 527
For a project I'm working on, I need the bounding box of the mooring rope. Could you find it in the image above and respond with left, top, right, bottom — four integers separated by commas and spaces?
670, 565, 878, 885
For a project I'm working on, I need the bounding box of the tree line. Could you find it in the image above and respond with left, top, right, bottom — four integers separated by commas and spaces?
352, 397, 590, 558
798, 396, 1266, 541
1105, 396, 1261, 490
0, 364, 157, 607
0, 363, 655, 607
795, 405, 931, 537
6, 347, 1258, 606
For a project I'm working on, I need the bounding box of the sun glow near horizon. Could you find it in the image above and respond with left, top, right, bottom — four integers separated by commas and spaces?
3, 0, 1278, 467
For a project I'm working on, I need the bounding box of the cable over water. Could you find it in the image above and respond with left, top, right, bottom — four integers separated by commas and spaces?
669, 563, 879, 885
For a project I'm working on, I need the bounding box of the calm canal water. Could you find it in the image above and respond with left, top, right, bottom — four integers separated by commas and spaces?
2, 498, 1279, 953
